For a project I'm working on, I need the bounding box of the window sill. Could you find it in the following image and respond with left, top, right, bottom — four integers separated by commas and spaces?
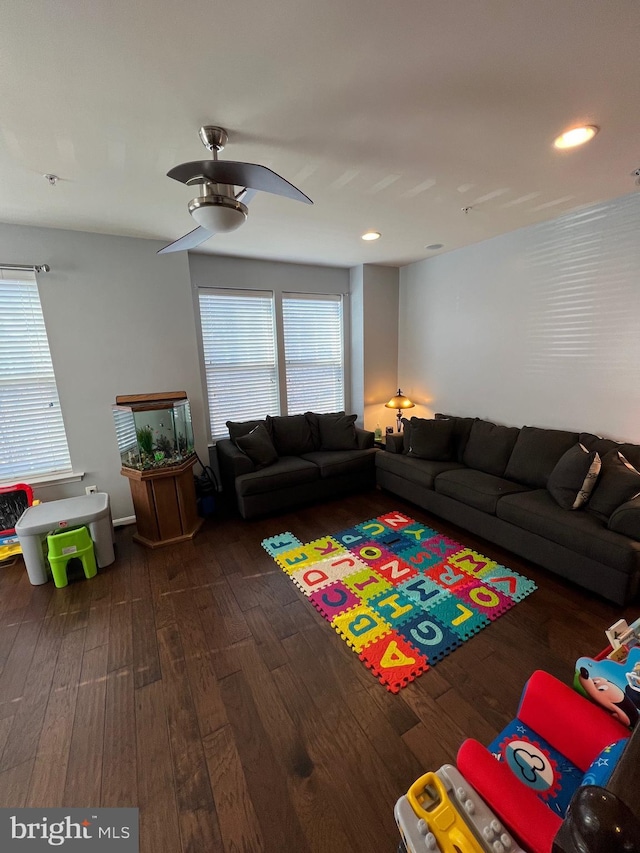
0, 471, 85, 489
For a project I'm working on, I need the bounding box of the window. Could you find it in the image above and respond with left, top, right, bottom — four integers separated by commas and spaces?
197, 288, 347, 439
199, 289, 279, 438
0, 273, 72, 481
282, 293, 344, 413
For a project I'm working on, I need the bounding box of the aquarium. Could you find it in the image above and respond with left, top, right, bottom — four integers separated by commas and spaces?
112, 392, 195, 472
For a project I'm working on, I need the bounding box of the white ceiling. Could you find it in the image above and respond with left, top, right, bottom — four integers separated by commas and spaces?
2, 0, 639, 268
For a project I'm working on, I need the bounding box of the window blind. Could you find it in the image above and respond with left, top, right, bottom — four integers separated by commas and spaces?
282, 293, 344, 414
198, 289, 280, 438
0, 274, 72, 480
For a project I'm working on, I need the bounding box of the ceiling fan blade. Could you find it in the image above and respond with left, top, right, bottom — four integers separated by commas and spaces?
167, 161, 313, 204
157, 226, 213, 255
236, 187, 257, 205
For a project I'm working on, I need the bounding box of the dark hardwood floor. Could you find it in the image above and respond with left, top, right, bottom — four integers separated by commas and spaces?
0, 489, 633, 852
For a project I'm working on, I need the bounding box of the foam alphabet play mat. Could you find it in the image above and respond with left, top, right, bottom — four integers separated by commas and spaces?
262, 511, 537, 693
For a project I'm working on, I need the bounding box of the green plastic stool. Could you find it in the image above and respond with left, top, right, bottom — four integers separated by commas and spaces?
47, 526, 97, 589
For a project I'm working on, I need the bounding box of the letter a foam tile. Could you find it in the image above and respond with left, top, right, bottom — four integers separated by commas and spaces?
359, 632, 429, 693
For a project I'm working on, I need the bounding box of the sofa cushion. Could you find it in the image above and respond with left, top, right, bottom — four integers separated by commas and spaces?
462, 419, 520, 477
434, 469, 531, 514
435, 414, 475, 462
579, 432, 622, 458
547, 444, 601, 510
305, 410, 346, 448
588, 451, 640, 518
317, 413, 358, 450
235, 456, 319, 497
227, 418, 266, 442
375, 450, 465, 490
496, 489, 640, 574
407, 417, 454, 461
266, 414, 315, 456
300, 448, 377, 478
504, 426, 578, 488
234, 423, 278, 469
608, 496, 640, 542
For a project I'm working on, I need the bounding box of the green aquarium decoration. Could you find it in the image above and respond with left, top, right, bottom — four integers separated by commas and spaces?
112, 392, 196, 472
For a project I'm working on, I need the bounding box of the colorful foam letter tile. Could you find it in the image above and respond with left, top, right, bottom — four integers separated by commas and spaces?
447, 548, 498, 578
343, 568, 392, 602
480, 565, 537, 601
398, 613, 462, 664
309, 581, 361, 621
455, 579, 515, 620
402, 542, 452, 572
275, 544, 318, 573
262, 532, 302, 558
430, 595, 490, 640
425, 560, 474, 592
304, 536, 346, 564
400, 574, 451, 608
332, 604, 391, 652
368, 588, 420, 628
331, 526, 368, 549
371, 555, 418, 587
359, 632, 429, 693
349, 541, 396, 568
377, 511, 415, 530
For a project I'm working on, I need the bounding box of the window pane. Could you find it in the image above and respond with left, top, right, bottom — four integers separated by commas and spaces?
0, 276, 72, 480
282, 294, 344, 413
198, 290, 280, 437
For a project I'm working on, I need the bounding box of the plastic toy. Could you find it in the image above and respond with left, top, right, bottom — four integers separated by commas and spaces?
0, 483, 34, 537
395, 765, 524, 852
575, 649, 640, 728
457, 670, 630, 853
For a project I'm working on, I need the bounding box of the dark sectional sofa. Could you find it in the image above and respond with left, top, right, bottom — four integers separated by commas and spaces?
376, 414, 640, 605
217, 411, 377, 519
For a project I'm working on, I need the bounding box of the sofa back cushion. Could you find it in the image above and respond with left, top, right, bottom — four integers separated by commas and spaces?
305, 410, 346, 449
588, 450, 640, 518
608, 496, 640, 542
316, 413, 358, 450
266, 414, 315, 456
463, 419, 520, 477
407, 417, 454, 461
227, 419, 267, 443
547, 443, 601, 509
504, 426, 579, 488
434, 414, 474, 462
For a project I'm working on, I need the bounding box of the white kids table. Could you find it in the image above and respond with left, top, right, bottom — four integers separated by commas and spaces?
15, 493, 115, 585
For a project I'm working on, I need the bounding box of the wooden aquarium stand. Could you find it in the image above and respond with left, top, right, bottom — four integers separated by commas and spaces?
121, 454, 203, 548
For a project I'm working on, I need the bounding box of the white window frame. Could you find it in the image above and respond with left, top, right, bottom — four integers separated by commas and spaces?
0, 271, 73, 484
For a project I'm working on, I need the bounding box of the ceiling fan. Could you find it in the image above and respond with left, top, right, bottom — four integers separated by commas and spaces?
157, 126, 313, 254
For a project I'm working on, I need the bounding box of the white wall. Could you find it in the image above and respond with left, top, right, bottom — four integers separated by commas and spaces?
0, 223, 202, 519
361, 265, 399, 432
399, 191, 640, 442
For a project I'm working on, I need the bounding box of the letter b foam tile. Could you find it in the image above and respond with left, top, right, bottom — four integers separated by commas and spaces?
332, 604, 391, 653
359, 632, 429, 693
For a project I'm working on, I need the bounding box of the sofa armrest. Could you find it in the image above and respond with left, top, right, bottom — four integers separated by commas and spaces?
216, 439, 256, 494
384, 433, 404, 454
355, 427, 375, 450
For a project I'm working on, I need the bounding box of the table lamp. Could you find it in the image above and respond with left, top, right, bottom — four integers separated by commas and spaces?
385, 389, 415, 432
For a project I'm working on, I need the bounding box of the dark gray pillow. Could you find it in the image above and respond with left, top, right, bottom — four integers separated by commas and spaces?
317, 413, 358, 450
589, 451, 640, 518
305, 410, 346, 449
435, 414, 474, 462
579, 432, 621, 457
407, 418, 454, 461
608, 496, 640, 541
227, 419, 266, 443
504, 426, 578, 488
235, 424, 278, 469
462, 419, 520, 477
547, 444, 601, 509
266, 414, 315, 456
400, 417, 412, 453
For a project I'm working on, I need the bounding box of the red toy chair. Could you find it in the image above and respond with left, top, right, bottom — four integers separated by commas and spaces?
457, 670, 629, 853
0, 483, 34, 536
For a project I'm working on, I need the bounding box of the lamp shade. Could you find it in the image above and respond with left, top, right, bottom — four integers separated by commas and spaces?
188, 196, 247, 233
385, 389, 415, 411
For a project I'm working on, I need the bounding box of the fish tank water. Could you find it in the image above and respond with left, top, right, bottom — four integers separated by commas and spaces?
112, 392, 195, 472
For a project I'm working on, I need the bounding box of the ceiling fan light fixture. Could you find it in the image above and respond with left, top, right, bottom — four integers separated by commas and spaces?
553, 125, 599, 149
188, 195, 248, 233
362, 230, 381, 241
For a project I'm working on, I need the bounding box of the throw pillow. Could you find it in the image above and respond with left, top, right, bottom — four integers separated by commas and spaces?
234, 424, 278, 469
504, 426, 578, 489
317, 413, 358, 450
305, 411, 346, 449
435, 413, 474, 462
608, 495, 640, 542
227, 419, 266, 443
589, 451, 640, 518
407, 417, 454, 461
400, 417, 412, 453
462, 419, 520, 477
266, 414, 315, 456
547, 443, 601, 510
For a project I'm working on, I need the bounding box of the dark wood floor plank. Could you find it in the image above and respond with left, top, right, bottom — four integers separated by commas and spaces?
102, 666, 137, 808
0, 616, 42, 708
63, 643, 108, 806
85, 566, 113, 651
157, 625, 223, 853
135, 680, 181, 853
203, 724, 265, 853
0, 759, 34, 808
25, 627, 86, 807
107, 555, 133, 673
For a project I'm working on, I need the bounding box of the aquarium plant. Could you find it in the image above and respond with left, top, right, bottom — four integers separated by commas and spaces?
136, 425, 154, 455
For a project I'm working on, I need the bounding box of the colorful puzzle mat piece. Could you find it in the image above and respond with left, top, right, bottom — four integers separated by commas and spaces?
262, 512, 536, 692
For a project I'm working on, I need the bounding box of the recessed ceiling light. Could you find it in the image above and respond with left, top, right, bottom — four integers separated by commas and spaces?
425, 243, 444, 251
553, 125, 599, 149
361, 231, 381, 241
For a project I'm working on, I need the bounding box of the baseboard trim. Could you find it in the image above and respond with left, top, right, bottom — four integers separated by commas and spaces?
113, 515, 136, 527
